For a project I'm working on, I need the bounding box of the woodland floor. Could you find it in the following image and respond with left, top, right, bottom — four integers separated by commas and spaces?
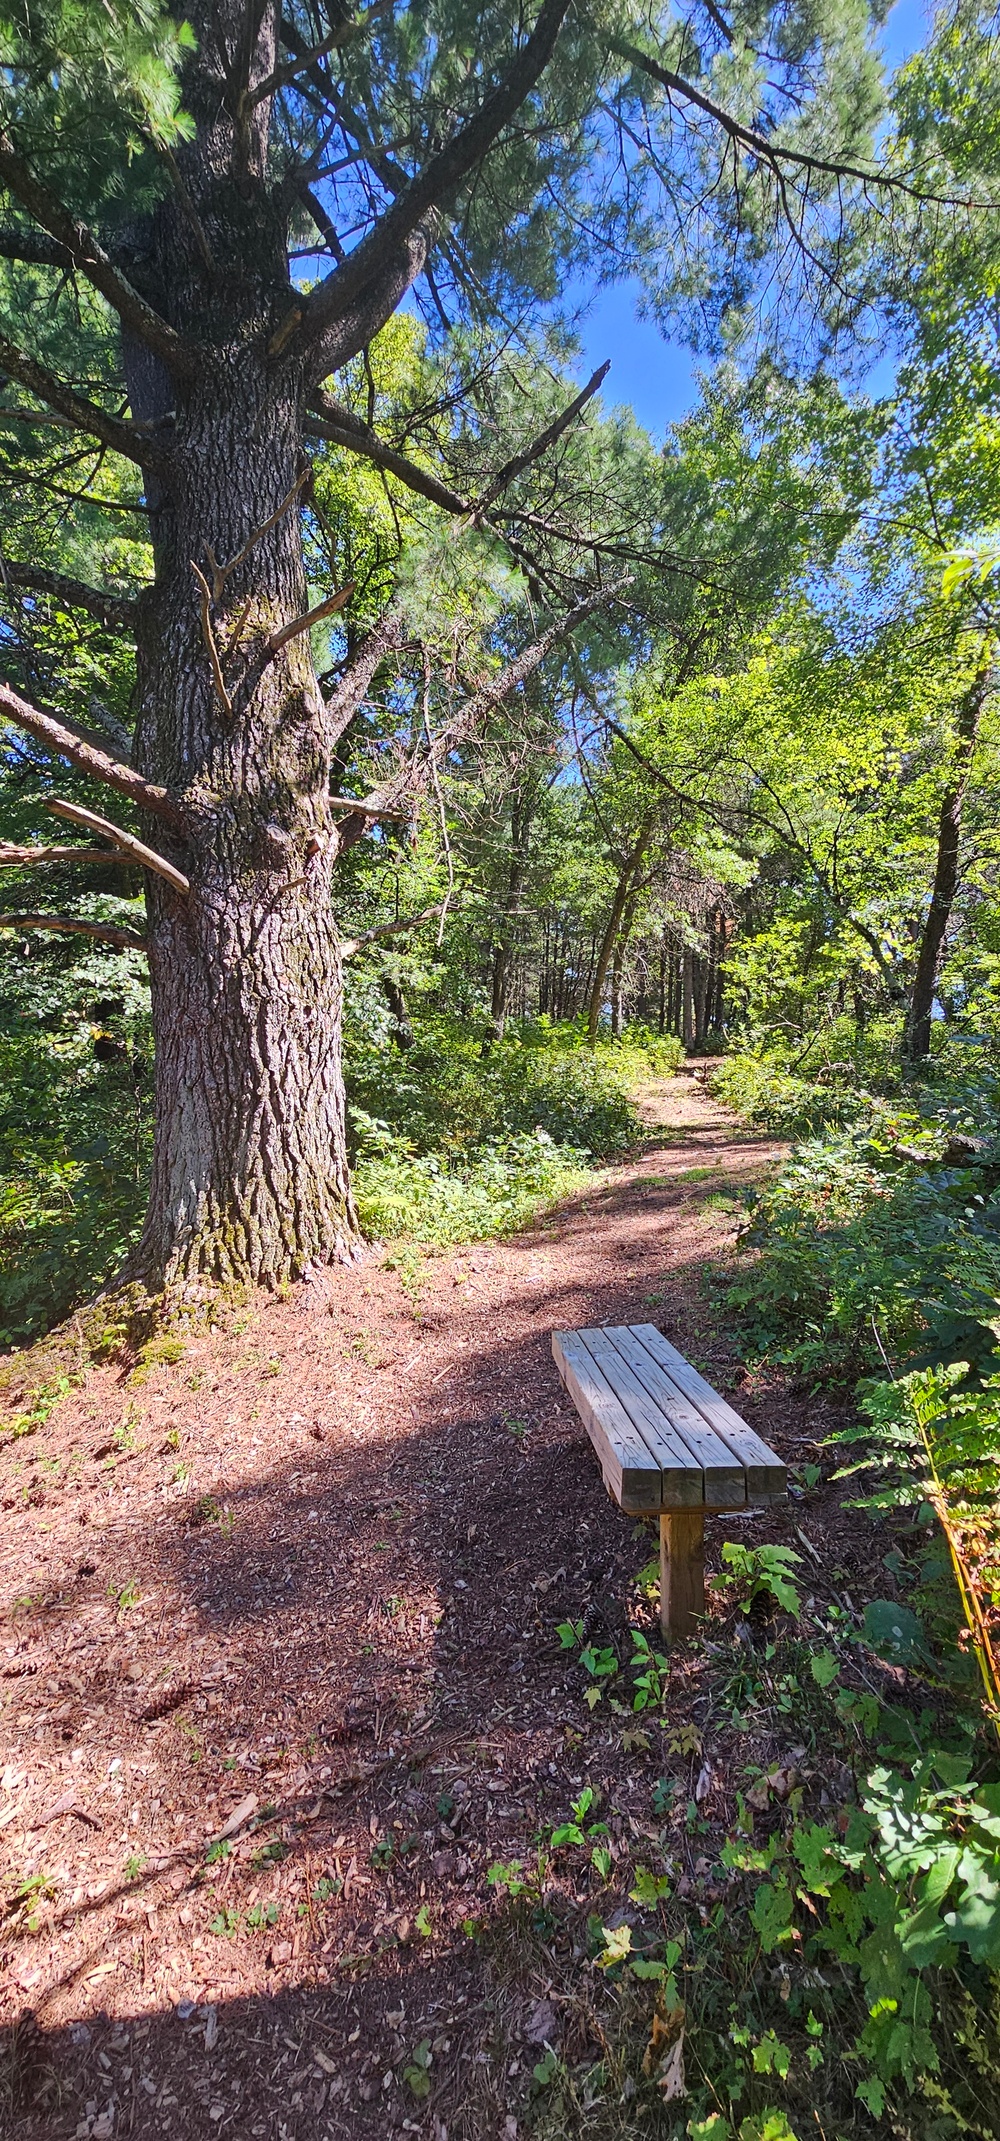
0, 1068, 865, 2140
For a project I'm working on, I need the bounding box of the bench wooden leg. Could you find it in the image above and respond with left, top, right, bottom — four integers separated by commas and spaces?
659, 1510, 705, 1640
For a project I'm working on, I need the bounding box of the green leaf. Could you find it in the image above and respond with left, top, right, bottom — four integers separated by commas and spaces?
809, 1650, 839, 1687
751, 1878, 796, 1951
862, 1600, 928, 1666
630, 1865, 671, 1906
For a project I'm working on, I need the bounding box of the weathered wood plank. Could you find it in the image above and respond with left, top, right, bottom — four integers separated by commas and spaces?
576, 1327, 703, 1507
551, 1329, 664, 1513
631, 1324, 787, 1499
660, 1509, 705, 1640
599, 1325, 747, 1507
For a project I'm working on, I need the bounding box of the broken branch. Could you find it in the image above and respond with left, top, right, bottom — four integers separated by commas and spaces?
0, 842, 130, 867
205, 473, 311, 600
0, 680, 182, 826
471, 362, 610, 518
191, 561, 234, 718
263, 583, 354, 661
341, 902, 448, 958
0, 913, 146, 951
327, 794, 409, 819
45, 800, 190, 897
338, 580, 624, 850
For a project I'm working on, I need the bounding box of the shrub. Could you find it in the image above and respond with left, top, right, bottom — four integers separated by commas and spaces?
721, 1079, 1000, 1381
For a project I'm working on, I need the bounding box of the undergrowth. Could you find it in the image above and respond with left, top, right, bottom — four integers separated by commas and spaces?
0, 925, 681, 1345
714, 1050, 1000, 1383
495, 1486, 1000, 2141
348, 1018, 682, 1245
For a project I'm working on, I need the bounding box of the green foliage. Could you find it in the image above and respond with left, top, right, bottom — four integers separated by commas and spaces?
0, 933, 151, 1345
0, 983, 665, 1337
348, 1018, 661, 1245
721, 1077, 1000, 1380
713, 1543, 803, 1618
739, 1757, 1000, 2098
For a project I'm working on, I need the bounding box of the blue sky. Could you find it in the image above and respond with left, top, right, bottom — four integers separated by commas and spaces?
569, 0, 931, 438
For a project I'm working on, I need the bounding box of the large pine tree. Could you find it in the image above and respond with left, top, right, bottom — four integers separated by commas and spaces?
0, 0, 894, 1289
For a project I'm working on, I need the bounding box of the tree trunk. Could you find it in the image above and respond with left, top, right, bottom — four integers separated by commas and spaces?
904, 650, 993, 1062
586, 820, 652, 1043
489, 784, 535, 1036
121, 4, 360, 1288
382, 974, 414, 1050
681, 946, 694, 1050
693, 951, 709, 1047
129, 353, 358, 1287
611, 938, 625, 1037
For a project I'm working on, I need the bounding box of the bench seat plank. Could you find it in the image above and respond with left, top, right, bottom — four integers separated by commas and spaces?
575, 1327, 704, 1507
552, 1329, 672, 1513
595, 1326, 746, 1507
629, 1324, 787, 1499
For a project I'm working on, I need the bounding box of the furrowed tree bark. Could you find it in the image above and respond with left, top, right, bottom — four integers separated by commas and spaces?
904, 649, 994, 1063
126, 352, 360, 1286
116, 0, 362, 1289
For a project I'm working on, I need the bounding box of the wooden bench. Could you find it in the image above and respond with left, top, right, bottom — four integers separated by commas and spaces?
552, 1322, 786, 1638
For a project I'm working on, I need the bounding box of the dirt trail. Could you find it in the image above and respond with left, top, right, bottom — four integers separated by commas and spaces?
0, 1069, 829, 2139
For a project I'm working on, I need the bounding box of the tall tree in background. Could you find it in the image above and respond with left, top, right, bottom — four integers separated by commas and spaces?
0, 0, 916, 1289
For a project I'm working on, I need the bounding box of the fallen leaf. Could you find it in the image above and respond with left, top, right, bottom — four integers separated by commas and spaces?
642, 2009, 671, 2078
525, 1999, 559, 2046
658, 2030, 686, 2101
213, 1793, 258, 1842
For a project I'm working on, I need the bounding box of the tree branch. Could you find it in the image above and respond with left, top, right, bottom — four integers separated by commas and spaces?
0, 680, 183, 827
1, 562, 138, 633
262, 582, 354, 662
249, 2, 392, 109
609, 39, 975, 208
305, 393, 470, 514
298, 220, 435, 379
0, 332, 168, 470
341, 900, 447, 957
472, 362, 610, 517
0, 131, 199, 378
0, 843, 130, 866
0, 913, 146, 950
325, 598, 410, 745
0, 225, 71, 269
291, 0, 572, 365
327, 793, 409, 818
44, 800, 189, 896
337, 581, 624, 850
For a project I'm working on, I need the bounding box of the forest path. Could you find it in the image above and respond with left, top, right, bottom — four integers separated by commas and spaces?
1, 1067, 836, 2140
